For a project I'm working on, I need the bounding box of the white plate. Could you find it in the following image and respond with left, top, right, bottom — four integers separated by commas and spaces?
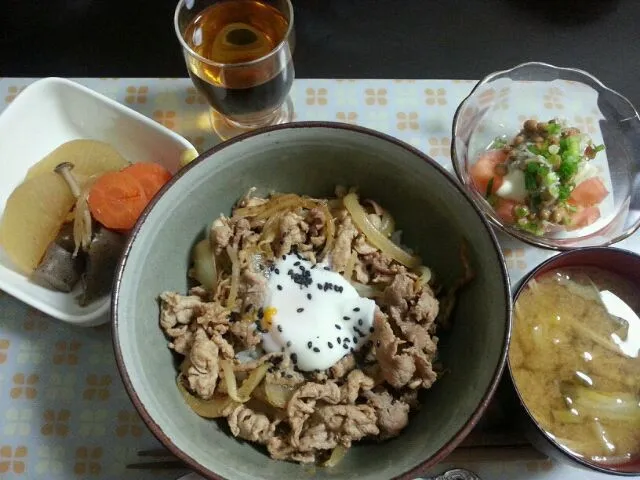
0, 77, 196, 326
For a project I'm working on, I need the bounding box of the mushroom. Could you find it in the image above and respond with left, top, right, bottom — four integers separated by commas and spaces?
78, 226, 127, 306
55, 162, 93, 254
31, 223, 85, 293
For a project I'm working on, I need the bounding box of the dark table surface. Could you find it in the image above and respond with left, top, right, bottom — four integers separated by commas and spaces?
1, 0, 639, 107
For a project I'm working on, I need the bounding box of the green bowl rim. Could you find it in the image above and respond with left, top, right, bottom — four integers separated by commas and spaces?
112, 121, 512, 480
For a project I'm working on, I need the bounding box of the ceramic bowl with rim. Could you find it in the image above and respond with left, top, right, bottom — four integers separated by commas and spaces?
451, 62, 640, 251
507, 247, 640, 476
112, 122, 511, 480
0, 77, 196, 326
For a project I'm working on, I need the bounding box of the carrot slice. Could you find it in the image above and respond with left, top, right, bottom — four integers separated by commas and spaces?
469, 150, 508, 195
87, 171, 149, 230
122, 162, 172, 200
568, 177, 608, 208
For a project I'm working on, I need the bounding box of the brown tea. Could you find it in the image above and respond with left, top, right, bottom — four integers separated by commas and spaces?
182, 0, 293, 118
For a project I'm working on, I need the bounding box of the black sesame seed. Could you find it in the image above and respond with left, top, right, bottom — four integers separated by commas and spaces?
307, 293, 312, 300
336, 336, 341, 344
297, 307, 304, 313
287, 341, 292, 347
343, 316, 350, 321
344, 338, 351, 343
282, 255, 286, 261
307, 341, 312, 349
353, 336, 358, 343
334, 324, 341, 330
353, 307, 360, 312
311, 264, 316, 269
358, 319, 363, 326
317, 283, 323, 289
313, 347, 320, 353
343, 344, 349, 350
291, 353, 298, 364
324, 266, 330, 271
294, 261, 300, 266
257, 308, 264, 319
369, 327, 375, 333
277, 325, 283, 332
274, 268, 280, 275
288, 269, 293, 275
357, 330, 365, 338
350, 348, 355, 353
277, 285, 283, 291
285, 373, 293, 379
316, 336, 319, 339
328, 342, 334, 349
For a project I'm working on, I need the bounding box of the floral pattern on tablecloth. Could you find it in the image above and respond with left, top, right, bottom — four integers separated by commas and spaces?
1, 78, 639, 480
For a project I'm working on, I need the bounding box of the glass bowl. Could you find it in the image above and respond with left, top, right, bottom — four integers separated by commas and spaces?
451, 62, 640, 250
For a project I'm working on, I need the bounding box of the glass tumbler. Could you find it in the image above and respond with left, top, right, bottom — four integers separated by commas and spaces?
174, 0, 295, 139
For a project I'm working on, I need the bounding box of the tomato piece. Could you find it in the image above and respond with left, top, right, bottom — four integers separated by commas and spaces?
495, 198, 518, 224
469, 149, 508, 195
567, 206, 601, 230
568, 177, 608, 207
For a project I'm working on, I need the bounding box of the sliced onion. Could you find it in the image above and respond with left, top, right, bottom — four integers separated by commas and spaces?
319, 203, 335, 259
378, 210, 396, 237
226, 245, 240, 309
221, 359, 242, 402
192, 239, 218, 291
233, 194, 299, 219
343, 193, 420, 268
238, 362, 269, 398
265, 381, 296, 408
324, 445, 347, 467
351, 281, 382, 298
416, 265, 432, 286
342, 250, 357, 281
363, 199, 384, 216
177, 375, 237, 418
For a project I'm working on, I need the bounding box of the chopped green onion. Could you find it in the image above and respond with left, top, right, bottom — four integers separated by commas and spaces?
558, 158, 579, 182
525, 171, 538, 191
485, 177, 494, 199
549, 154, 562, 168
527, 145, 541, 155
543, 171, 558, 187
515, 206, 529, 218
594, 144, 605, 153
518, 221, 544, 236
558, 184, 573, 202
538, 165, 550, 178
530, 192, 542, 210
490, 137, 507, 149
546, 123, 561, 135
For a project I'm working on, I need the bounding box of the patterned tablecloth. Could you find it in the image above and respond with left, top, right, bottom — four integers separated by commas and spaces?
0, 78, 639, 480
